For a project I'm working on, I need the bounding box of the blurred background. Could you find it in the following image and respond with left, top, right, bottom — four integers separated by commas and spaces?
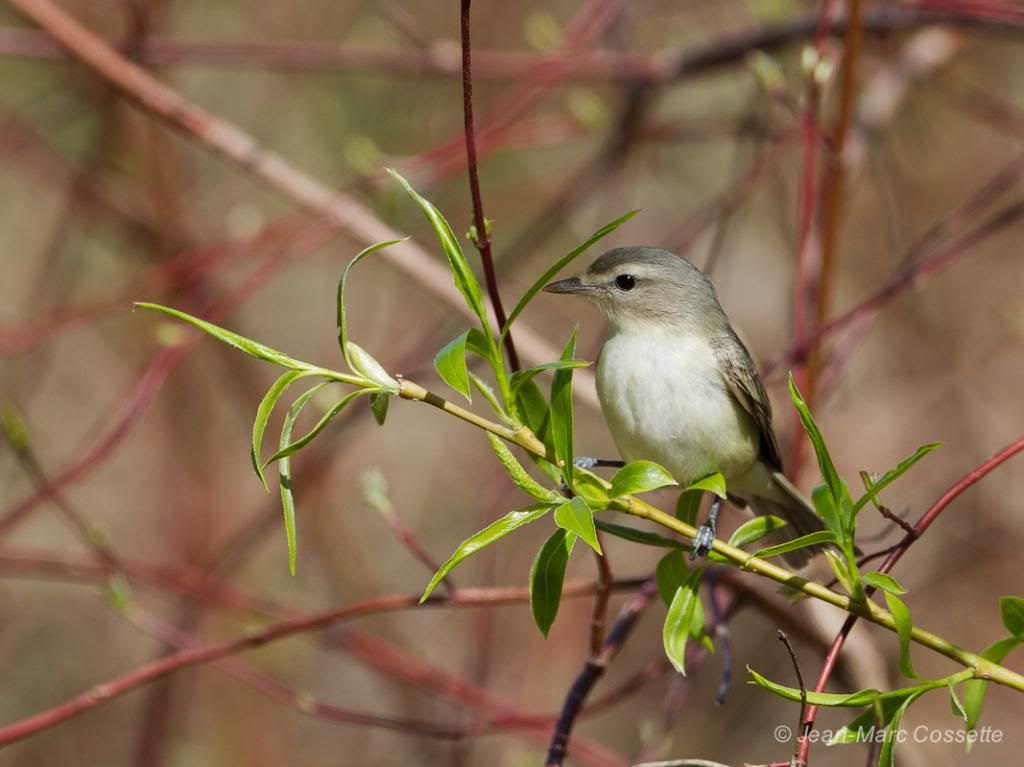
1, 1, 1023, 765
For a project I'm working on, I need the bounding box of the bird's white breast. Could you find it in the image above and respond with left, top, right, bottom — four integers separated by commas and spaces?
595, 329, 760, 486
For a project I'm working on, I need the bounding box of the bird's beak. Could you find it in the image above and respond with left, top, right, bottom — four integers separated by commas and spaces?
542, 276, 592, 295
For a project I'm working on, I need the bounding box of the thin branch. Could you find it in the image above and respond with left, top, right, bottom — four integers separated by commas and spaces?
459, 0, 519, 370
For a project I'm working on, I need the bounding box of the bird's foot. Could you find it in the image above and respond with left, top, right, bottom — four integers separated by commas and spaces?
690, 496, 722, 560
572, 457, 626, 470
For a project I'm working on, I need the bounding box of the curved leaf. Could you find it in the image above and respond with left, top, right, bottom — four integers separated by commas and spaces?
595, 518, 688, 551
663, 568, 703, 675
265, 388, 369, 466
609, 460, 678, 498
1000, 596, 1024, 639
346, 342, 398, 391
964, 635, 1021, 734
854, 442, 942, 515
530, 529, 577, 637
550, 330, 578, 490
884, 590, 918, 679
434, 330, 472, 402
863, 571, 907, 596
501, 209, 638, 338
656, 551, 689, 606
369, 392, 389, 425
753, 530, 837, 559
554, 496, 601, 554
252, 370, 308, 491
686, 472, 727, 498
337, 239, 404, 367
420, 504, 551, 602
728, 515, 787, 548
509, 359, 590, 395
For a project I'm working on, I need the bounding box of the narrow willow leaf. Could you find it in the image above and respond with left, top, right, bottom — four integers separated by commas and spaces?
812, 483, 845, 541
420, 504, 551, 602
656, 551, 689, 606
948, 681, 967, 721
885, 591, 917, 679
863, 571, 908, 596
595, 519, 688, 551
753, 530, 836, 559
609, 460, 678, 498
853, 443, 942, 515
369, 392, 389, 425
516, 379, 551, 448
501, 209, 638, 338
509, 359, 590, 395
337, 239, 404, 367
572, 471, 610, 507
469, 373, 505, 417
747, 667, 923, 708
963, 635, 1021, 734
1000, 596, 1024, 638
465, 327, 492, 359
136, 303, 312, 371
831, 695, 910, 744
487, 433, 560, 502
663, 568, 703, 675
388, 169, 491, 334
788, 374, 844, 508
550, 329, 577, 491
879, 691, 927, 767
824, 549, 856, 595
346, 342, 398, 391
278, 383, 329, 575
252, 370, 307, 491
728, 515, 787, 548
554, 496, 601, 554
530, 529, 577, 637
685, 472, 727, 498
434, 330, 472, 402
265, 389, 369, 466
676, 490, 702, 526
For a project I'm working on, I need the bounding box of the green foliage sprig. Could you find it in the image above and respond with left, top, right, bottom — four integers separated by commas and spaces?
136, 173, 1024, 762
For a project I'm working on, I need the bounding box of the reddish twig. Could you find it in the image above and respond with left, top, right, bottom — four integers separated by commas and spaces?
459, 0, 519, 370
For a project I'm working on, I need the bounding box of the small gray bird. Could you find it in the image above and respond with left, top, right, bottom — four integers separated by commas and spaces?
543, 246, 822, 566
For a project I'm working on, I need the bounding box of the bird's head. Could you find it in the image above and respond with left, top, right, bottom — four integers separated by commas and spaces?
542, 246, 722, 332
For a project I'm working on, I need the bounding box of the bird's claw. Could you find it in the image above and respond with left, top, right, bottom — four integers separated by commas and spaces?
573, 456, 599, 470
691, 522, 716, 560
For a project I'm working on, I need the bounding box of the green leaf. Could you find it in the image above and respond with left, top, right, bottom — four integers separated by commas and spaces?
824, 548, 857, 595
550, 329, 578, 491
509, 359, 590, 396
337, 239, 404, 367
277, 383, 329, 575
252, 370, 308, 491
676, 490, 702, 526
963, 635, 1021, 734
812, 483, 844, 540
530, 529, 577, 637
345, 342, 398, 391
554, 496, 601, 554
369, 392, 389, 425
728, 515, 787, 548
864, 571, 908, 595
501, 209, 638, 338
389, 169, 491, 335
465, 327, 492, 359
515, 379, 551, 447
487, 433, 561, 503
136, 303, 314, 372
595, 519, 688, 551
753, 530, 836, 559
1000, 596, 1024, 638
420, 504, 551, 602
748, 667, 945, 708
885, 590, 917, 679
609, 461, 678, 498
662, 568, 703, 675
434, 330, 472, 402
572, 471, 610, 507
656, 551, 689, 606
854, 443, 941, 515
788, 374, 845, 511
468, 373, 505, 417
831, 694, 911, 744
264, 389, 368, 466
685, 472, 727, 498
879, 690, 927, 767
949, 680, 967, 721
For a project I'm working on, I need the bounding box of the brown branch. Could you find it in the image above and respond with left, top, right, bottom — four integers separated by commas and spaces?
459, 0, 518, 370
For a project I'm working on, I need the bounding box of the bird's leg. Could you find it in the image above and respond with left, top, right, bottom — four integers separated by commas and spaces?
573, 457, 626, 470
691, 495, 722, 559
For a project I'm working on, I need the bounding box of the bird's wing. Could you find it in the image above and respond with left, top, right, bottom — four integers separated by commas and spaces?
714, 330, 784, 471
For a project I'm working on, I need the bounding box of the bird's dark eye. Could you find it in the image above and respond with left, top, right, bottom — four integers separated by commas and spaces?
615, 274, 636, 291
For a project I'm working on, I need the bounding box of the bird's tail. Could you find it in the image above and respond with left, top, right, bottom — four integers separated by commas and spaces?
746, 473, 825, 568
